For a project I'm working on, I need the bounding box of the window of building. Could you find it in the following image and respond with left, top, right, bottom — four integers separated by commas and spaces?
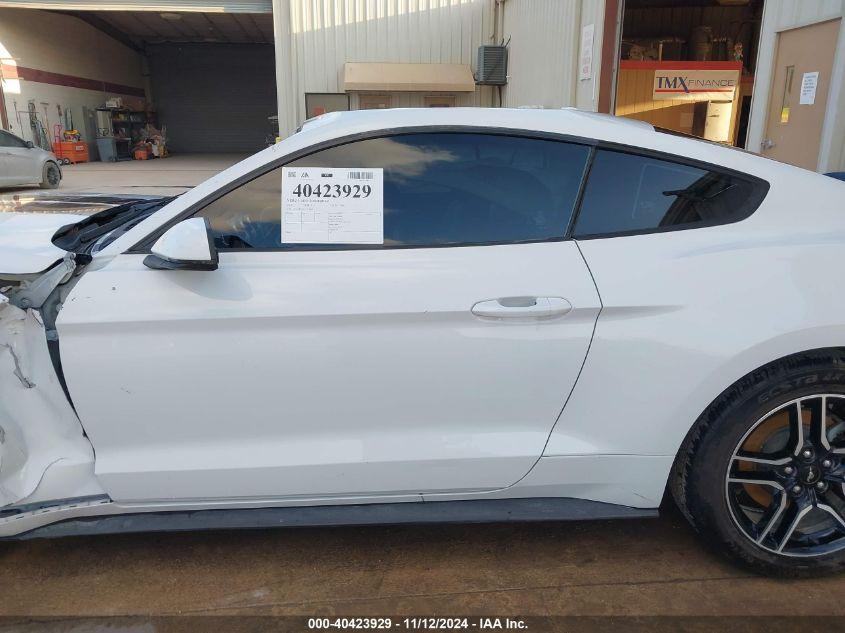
358, 94, 392, 110
573, 149, 766, 237
424, 95, 457, 107
195, 133, 591, 250
305, 93, 350, 119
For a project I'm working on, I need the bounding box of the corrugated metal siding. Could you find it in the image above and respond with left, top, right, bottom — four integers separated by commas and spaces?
500, 0, 580, 108
574, 0, 604, 112
764, 0, 844, 27
746, 0, 845, 169
273, 0, 600, 134
0, 0, 272, 11
282, 0, 493, 124
148, 43, 276, 152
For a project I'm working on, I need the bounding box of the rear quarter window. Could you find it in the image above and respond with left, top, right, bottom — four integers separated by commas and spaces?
573, 149, 768, 238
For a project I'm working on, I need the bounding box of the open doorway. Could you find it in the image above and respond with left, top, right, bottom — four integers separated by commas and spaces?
613, 0, 764, 148
1, 7, 275, 164
71, 10, 277, 155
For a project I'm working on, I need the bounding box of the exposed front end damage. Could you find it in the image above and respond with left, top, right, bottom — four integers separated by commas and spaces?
0, 196, 170, 536
0, 257, 105, 516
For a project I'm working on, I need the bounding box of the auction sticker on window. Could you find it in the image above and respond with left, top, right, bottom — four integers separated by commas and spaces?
282, 168, 384, 244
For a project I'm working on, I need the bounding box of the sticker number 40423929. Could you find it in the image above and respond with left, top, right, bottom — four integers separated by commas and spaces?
281, 167, 384, 245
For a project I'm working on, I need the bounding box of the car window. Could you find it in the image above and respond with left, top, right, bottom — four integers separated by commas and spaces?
195, 133, 590, 250
0, 131, 27, 148
573, 149, 766, 238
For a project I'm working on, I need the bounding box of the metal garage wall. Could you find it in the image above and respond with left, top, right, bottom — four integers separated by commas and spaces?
147, 43, 276, 153
500, 0, 580, 109
500, 0, 605, 112
273, 0, 494, 135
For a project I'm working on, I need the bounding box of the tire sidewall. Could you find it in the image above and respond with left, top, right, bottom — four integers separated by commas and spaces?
688, 363, 845, 574
42, 162, 61, 189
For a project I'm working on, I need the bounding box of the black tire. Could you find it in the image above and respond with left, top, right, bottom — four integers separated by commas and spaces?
40, 162, 61, 189
672, 350, 845, 576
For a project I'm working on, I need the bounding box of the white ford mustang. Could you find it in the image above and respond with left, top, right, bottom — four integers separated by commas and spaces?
2, 108, 845, 576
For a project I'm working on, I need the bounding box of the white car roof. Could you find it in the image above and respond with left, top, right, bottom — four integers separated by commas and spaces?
297, 107, 656, 150
289, 107, 777, 180
298, 107, 653, 138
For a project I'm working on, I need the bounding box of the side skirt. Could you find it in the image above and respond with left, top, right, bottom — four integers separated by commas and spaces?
7, 497, 657, 540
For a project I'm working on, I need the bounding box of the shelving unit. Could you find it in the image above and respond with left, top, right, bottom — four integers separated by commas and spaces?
95, 108, 159, 161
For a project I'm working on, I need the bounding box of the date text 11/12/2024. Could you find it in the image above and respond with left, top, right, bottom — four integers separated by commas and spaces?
307, 617, 529, 630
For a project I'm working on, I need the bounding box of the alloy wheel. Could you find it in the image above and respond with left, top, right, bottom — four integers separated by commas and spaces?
726, 394, 845, 557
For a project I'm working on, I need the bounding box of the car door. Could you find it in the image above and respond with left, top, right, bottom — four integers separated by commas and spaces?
0, 131, 38, 183
56, 131, 602, 503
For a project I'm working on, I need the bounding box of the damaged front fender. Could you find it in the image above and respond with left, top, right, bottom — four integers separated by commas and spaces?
0, 277, 104, 509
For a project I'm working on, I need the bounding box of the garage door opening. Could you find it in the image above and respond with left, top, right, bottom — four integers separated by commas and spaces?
74, 9, 277, 155
1, 5, 276, 172
613, 0, 764, 148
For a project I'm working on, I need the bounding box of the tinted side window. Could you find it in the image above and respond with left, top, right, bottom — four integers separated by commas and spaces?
196, 133, 590, 249
573, 150, 765, 238
0, 131, 26, 148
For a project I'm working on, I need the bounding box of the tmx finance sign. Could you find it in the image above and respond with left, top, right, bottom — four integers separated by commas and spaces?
652, 68, 739, 101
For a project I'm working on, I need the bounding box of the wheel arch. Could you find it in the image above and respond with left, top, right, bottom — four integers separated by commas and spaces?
668, 345, 845, 518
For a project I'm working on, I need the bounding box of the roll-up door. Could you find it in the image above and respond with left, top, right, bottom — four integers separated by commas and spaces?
147, 43, 276, 153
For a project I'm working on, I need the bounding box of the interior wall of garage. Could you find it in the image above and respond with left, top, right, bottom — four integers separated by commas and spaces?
147, 43, 276, 153
747, 0, 845, 171
0, 8, 146, 145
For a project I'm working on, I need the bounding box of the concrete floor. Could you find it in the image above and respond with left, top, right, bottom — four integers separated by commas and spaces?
2, 507, 845, 620
0, 153, 247, 199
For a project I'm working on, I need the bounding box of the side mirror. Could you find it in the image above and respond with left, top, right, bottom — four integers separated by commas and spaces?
25, 141, 34, 149
143, 217, 218, 271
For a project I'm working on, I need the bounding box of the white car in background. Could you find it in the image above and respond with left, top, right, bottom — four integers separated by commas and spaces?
0, 129, 62, 189
2, 108, 845, 577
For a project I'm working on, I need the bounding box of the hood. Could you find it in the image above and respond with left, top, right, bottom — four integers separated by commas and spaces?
0, 212, 86, 279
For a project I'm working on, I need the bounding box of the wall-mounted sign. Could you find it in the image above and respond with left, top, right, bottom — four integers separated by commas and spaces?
653, 69, 739, 101
579, 24, 595, 81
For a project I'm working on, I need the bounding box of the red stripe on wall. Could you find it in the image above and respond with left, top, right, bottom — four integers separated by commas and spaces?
1, 64, 145, 98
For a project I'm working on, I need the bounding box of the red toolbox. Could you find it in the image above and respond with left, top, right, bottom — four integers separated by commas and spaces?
52, 141, 90, 165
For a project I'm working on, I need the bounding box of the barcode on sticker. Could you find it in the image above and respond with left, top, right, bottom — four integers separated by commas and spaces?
347, 171, 374, 180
